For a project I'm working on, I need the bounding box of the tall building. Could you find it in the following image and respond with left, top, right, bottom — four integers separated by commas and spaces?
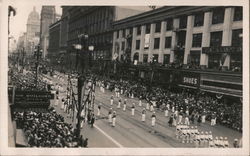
112, 6, 242, 97
61, 6, 150, 72
25, 7, 40, 56
40, 6, 56, 58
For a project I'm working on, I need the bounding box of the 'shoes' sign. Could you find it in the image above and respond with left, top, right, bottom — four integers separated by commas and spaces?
13, 91, 53, 108
179, 72, 200, 88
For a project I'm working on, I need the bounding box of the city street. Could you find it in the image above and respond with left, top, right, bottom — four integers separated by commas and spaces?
48, 72, 242, 148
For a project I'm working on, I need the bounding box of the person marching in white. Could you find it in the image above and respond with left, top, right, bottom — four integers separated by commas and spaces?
97, 103, 101, 116
172, 105, 175, 113
223, 137, 229, 148
117, 98, 121, 109
123, 99, 127, 111
139, 96, 142, 107
141, 108, 146, 122
151, 112, 156, 127
80, 109, 85, 128
61, 98, 65, 110
112, 111, 116, 127
110, 95, 114, 106
184, 115, 190, 126
208, 131, 214, 148
108, 108, 113, 124
131, 103, 135, 116
146, 102, 150, 110
55, 95, 59, 106
150, 104, 154, 112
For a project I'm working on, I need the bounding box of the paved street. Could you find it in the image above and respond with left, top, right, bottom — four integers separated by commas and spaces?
47, 72, 242, 148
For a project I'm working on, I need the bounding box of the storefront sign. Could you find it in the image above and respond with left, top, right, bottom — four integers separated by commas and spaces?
144, 34, 150, 48
13, 91, 53, 108
179, 72, 200, 88
202, 46, 242, 54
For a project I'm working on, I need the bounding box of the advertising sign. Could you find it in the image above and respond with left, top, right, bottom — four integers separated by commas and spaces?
179, 72, 200, 88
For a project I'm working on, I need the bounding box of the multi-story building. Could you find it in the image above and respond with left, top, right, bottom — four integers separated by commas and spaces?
40, 6, 56, 58
25, 7, 40, 56
112, 6, 243, 98
48, 20, 61, 65
62, 6, 150, 72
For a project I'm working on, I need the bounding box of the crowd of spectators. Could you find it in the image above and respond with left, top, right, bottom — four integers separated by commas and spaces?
96, 76, 242, 132
13, 108, 88, 147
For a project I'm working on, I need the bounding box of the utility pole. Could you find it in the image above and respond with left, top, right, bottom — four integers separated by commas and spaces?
35, 44, 42, 87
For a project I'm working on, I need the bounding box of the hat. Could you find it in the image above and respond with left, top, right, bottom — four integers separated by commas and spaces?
209, 131, 212, 134
224, 137, 227, 139
220, 137, 223, 140
215, 137, 218, 139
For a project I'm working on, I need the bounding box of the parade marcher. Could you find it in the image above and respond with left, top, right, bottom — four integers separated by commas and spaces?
112, 111, 116, 127
61, 98, 65, 110
201, 109, 206, 123
204, 131, 209, 148
233, 139, 239, 148
97, 103, 101, 116
123, 99, 127, 111
211, 113, 217, 126
117, 98, 121, 108
141, 108, 146, 122
199, 131, 205, 147
208, 131, 214, 148
214, 137, 219, 148
108, 108, 113, 124
151, 112, 156, 127
139, 96, 142, 107
176, 123, 180, 139
110, 95, 114, 106
184, 115, 190, 126
195, 132, 200, 148
168, 114, 173, 127
172, 113, 177, 127
131, 103, 135, 116
146, 102, 150, 110
55, 95, 59, 106
90, 114, 95, 128
189, 126, 195, 143
171, 106, 175, 113
150, 104, 154, 112
164, 106, 169, 117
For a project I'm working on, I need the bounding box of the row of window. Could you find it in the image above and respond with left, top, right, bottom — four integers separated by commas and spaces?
134, 29, 242, 50
116, 7, 242, 38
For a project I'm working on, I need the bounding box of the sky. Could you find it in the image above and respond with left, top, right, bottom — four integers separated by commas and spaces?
9, 5, 62, 41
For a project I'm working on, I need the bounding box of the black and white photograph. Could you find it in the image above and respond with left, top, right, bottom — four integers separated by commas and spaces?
1, 0, 249, 155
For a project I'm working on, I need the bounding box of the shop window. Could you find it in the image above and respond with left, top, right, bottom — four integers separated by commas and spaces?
116, 30, 119, 38
210, 31, 222, 47
230, 53, 242, 72
137, 25, 141, 35
154, 38, 160, 49
189, 51, 200, 66
194, 12, 204, 27
212, 8, 225, 24
163, 54, 170, 64
155, 21, 161, 33
143, 54, 148, 63
232, 29, 242, 47
208, 54, 221, 69
234, 7, 243, 21
192, 33, 202, 47
166, 18, 173, 31
179, 16, 187, 29
165, 37, 172, 48
136, 40, 140, 50
153, 54, 159, 63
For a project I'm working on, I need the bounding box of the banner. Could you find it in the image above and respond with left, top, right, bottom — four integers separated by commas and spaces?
144, 34, 150, 48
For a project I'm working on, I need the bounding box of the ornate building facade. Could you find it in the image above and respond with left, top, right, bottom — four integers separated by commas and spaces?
25, 7, 40, 56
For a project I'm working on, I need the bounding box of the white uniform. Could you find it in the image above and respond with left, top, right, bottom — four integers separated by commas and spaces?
139, 100, 142, 107
151, 114, 156, 127
150, 105, 154, 112
142, 110, 146, 122
123, 104, 127, 111
131, 106, 135, 116
146, 103, 150, 110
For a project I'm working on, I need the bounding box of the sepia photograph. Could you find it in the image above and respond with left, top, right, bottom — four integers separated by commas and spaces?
1, 0, 249, 155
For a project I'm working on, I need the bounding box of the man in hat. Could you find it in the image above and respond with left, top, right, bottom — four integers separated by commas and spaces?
110, 95, 114, 106
139, 95, 142, 107
117, 98, 121, 109
151, 112, 156, 127
97, 103, 101, 117
108, 108, 113, 124
112, 111, 117, 127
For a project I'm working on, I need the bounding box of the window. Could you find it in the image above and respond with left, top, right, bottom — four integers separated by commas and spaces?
179, 16, 187, 29
208, 54, 221, 69
194, 12, 204, 27
136, 40, 140, 50
165, 37, 172, 48
129, 27, 133, 35
192, 33, 202, 47
122, 29, 126, 38
166, 18, 173, 31
143, 54, 148, 63
146, 24, 151, 34
121, 41, 125, 50
137, 25, 141, 35
234, 7, 243, 21
189, 51, 200, 66
155, 21, 161, 33
153, 54, 159, 63
116, 30, 119, 38
230, 53, 242, 71
232, 29, 242, 47
154, 38, 160, 49
210, 31, 222, 47
163, 54, 170, 64
212, 8, 225, 24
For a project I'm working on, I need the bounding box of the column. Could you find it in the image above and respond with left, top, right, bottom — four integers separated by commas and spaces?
183, 15, 194, 65
118, 30, 123, 60
170, 18, 180, 63
112, 31, 117, 59
148, 23, 156, 63
222, 7, 234, 70
139, 25, 146, 62
159, 21, 167, 63
200, 11, 212, 68
131, 27, 137, 61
